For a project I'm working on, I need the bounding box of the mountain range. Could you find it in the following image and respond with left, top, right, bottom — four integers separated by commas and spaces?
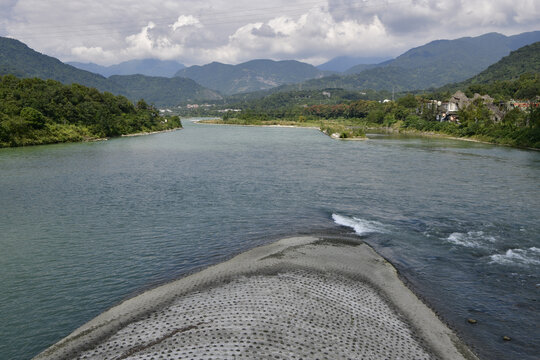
174, 59, 327, 95
316, 56, 392, 73
1, 30, 539, 106
108, 75, 221, 106
274, 31, 540, 93
68, 59, 185, 78
0, 37, 220, 106
172, 30, 540, 96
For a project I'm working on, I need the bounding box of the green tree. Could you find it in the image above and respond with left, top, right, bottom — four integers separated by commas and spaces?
20, 107, 46, 129
397, 94, 418, 109
366, 109, 384, 123
136, 99, 149, 110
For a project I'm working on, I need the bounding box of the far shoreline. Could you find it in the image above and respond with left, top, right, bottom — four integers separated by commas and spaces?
0, 127, 184, 149
368, 127, 540, 151
195, 118, 538, 150
194, 118, 367, 140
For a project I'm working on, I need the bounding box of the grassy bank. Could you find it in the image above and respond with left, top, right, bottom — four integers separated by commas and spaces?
385, 118, 540, 149
200, 117, 367, 140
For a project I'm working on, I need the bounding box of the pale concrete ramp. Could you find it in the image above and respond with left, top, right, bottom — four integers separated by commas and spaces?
35, 237, 478, 360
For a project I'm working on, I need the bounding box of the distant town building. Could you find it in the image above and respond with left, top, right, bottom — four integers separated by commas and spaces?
217, 109, 241, 113
509, 101, 540, 110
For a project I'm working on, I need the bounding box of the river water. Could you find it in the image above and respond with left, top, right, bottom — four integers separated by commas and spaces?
0, 120, 538, 359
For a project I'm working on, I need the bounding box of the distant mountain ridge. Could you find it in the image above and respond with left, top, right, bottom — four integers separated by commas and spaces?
0, 37, 221, 106
108, 75, 221, 106
175, 59, 327, 95
434, 41, 540, 96
460, 41, 540, 85
0, 37, 115, 92
2, 31, 539, 105
344, 59, 393, 75
68, 59, 185, 78
317, 56, 392, 73
274, 31, 540, 93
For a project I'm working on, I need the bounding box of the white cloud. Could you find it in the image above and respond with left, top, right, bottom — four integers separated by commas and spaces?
125, 22, 156, 54
1, 0, 538, 66
171, 15, 201, 31
329, 0, 539, 39
209, 7, 394, 64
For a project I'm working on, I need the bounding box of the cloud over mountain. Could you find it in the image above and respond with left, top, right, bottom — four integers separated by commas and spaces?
1, 0, 538, 66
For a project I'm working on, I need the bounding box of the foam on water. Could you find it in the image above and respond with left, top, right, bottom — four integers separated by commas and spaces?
332, 213, 388, 235
445, 231, 497, 248
489, 247, 540, 267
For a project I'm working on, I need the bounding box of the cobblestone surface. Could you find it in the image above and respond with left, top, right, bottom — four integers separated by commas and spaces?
77, 270, 432, 360
35, 237, 477, 360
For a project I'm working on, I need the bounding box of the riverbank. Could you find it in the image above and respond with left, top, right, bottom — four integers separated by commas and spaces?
35, 236, 478, 360
0, 125, 183, 148
367, 126, 496, 144
197, 118, 491, 144
200, 118, 538, 149
120, 127, 182, 137
368, 126, 540, 151
194, 118, 318, 130
197, 118, 367, 140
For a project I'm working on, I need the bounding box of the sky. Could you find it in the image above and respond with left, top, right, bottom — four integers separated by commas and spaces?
1, 0, 539, 66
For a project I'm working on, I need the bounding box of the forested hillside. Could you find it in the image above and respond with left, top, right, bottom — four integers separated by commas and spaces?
460, 42, 540, 86
108, 75, 222, 107
0, 75, 181, 147
434, 42, 540, 100
230, 88, 388, 111
0, 37, 115, 92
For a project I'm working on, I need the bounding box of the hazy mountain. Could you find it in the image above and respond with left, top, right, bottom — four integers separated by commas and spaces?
317, 56, 392, 73
68, 59, 185, 78
0, 36, 220, 106
385, 32, 539, 76
275, 31, 540, 92
175, 59, 327, 95
108, 75, 222, 106
344, 59, 393, 74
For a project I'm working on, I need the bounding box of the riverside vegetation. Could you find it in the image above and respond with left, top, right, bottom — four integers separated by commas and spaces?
0, 75, 182, 147
209, 114, 367, 140
210, 73, 539, 147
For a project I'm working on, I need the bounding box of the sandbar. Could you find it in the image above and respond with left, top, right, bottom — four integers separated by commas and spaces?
34, 236, 478, 360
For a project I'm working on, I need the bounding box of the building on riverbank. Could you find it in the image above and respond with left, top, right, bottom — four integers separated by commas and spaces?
427, 91, 511, 123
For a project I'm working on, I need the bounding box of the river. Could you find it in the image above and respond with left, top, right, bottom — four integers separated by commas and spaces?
0, 119, 538, 359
